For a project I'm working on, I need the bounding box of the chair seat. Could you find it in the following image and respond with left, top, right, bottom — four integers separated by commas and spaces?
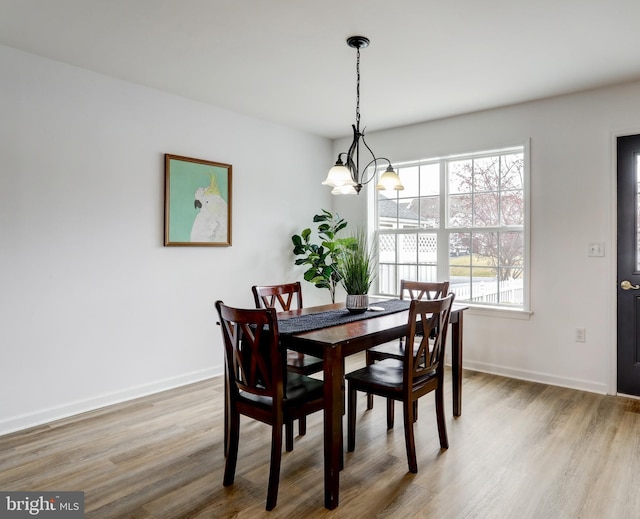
284, 373, 324, 403
239, 373, 324, 410
346, 359, 436, 393
286, 350, 324, 375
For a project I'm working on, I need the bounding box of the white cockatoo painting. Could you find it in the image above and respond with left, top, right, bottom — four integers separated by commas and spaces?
190, 171, 228, 243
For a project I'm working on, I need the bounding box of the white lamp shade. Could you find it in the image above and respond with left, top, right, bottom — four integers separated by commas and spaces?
376, 169, 404, 191
322, 165, 356, 188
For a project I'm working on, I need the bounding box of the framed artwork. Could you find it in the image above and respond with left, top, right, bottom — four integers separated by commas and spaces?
164, 154, 232, 246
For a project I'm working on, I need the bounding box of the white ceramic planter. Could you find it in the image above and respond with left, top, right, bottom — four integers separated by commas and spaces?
345, 294, 369, 314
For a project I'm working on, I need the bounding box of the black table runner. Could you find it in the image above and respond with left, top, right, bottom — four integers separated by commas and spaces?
277, 298, 410, 335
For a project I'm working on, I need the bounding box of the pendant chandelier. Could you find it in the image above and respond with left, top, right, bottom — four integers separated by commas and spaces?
322, 36, 404, 195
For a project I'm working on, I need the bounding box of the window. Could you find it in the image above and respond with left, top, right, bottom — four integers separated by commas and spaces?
374, 145, 528, 310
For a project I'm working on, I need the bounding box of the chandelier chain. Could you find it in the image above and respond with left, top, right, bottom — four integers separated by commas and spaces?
355, 47, 361, 130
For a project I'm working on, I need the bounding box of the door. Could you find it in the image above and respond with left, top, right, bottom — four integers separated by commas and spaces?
617, 134, 640, 396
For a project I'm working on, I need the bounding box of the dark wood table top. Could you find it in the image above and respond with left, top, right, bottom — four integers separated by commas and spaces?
279, 300, 467, 357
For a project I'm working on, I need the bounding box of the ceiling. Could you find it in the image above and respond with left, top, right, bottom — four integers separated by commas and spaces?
2, 0, 640, 139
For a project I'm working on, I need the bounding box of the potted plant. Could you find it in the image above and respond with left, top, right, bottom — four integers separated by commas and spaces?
337, 228, 377, 313
291, 210, 355, 303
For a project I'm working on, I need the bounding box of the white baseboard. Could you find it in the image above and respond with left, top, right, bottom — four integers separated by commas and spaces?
2, 360, 609, 437
0, 365, 224, 436
462, 359, 608, 395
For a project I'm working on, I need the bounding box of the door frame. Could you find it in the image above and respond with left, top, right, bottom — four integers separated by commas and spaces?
610, 128, 640, 397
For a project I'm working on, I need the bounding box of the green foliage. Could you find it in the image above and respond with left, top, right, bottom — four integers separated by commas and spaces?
291, 209, 355, 303
337, 228, 377, 295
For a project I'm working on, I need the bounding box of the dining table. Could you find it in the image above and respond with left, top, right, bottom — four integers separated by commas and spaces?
278, 298, 468, 510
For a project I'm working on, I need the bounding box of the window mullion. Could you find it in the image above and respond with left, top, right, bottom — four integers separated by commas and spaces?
438, 160, 448, 281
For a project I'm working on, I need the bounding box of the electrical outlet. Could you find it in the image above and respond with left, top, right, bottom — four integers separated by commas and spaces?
575, 328, 586, 342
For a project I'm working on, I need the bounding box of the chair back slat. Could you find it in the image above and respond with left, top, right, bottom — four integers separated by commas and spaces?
216, 301, 284, 401
400, 280, 450, 301
404, 294, 454, 382
400, 280, 450, 338
252, 282, 303, 311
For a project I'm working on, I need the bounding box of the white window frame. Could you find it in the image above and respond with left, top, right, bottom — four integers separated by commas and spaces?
369, 142, 531, 314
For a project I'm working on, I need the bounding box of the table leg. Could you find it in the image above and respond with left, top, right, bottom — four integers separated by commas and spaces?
323, 346, 342, 510
451, 311, 463, 417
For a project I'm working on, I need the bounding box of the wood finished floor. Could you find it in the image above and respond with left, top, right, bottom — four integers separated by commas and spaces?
2, 353, 640, 519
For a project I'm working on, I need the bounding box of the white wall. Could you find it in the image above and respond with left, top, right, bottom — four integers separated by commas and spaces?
335, 81, 640, 396
0, 45, 333, 434
4, 42, 639, 436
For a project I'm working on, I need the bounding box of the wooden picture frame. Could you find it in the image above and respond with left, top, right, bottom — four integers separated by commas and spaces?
164, 154, 232, 246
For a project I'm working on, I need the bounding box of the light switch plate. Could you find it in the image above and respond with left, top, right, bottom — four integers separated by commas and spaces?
588, 242, 605, 257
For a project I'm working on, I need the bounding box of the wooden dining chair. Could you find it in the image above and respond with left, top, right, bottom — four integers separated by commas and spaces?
215, 300, 325, 511
365, 279, 450, 426
252, 282, 324, 376
346, 294, 455, 474
252, 282, 324, 437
